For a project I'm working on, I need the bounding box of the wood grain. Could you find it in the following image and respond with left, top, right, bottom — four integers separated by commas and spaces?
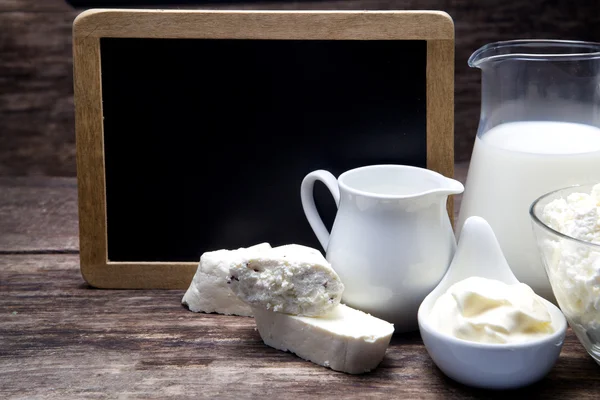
4, 170, 600, 397
0, 9, 78, 176
0, 177, 79, 252
73, 9, 454, 39
427, 39, 455, 222
73, 9, 455, 290
1, 253, 599, 399
4, 0, 600, 176
0, 0, 72, 11
72, 34, 109, 288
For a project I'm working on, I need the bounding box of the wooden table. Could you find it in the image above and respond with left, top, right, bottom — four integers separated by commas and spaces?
1, 163, 599, 399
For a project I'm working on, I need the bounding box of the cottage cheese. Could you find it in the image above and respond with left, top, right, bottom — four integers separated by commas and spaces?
541, 184, 600, 331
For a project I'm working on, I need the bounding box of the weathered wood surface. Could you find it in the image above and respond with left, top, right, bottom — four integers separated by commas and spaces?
4, 0, 600, 175
2, 254, 600, 399
0, 7, 77, 176
2, 167, 600, 398
0, 177, 79, 253
0, 0, 71, 11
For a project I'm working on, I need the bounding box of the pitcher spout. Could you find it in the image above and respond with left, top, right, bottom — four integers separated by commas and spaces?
468, 39, 600, 69
434, 177, 464, 197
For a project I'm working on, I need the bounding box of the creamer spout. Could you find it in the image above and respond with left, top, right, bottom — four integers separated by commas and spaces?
435, 177, 464, 197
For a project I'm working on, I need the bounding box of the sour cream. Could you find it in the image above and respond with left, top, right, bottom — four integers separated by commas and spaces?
429, 276, 555, 344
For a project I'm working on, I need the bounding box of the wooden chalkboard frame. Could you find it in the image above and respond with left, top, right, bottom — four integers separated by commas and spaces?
73, 9, 455, 289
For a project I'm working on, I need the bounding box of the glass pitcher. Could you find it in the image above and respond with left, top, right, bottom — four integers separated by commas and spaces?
456, 40, 600, 302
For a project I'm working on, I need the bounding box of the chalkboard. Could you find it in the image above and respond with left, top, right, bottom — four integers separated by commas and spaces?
73, 9, 455, 288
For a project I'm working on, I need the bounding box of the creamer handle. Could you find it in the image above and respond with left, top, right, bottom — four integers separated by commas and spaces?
300, 170, 340, 251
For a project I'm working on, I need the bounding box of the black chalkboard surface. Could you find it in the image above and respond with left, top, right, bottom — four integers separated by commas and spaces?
73, 10, 454, 288
101, 38, 426, 262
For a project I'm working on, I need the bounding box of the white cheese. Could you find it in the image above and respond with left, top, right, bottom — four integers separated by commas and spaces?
253, 304, 394, 374
182, 243, 271, 316
228, 244, 344, 316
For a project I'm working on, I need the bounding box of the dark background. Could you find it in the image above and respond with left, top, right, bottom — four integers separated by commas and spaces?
2, 0, 600, 176
101, 38, 426, 260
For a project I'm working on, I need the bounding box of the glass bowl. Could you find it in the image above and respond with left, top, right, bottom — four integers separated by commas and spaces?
530, 183, 600, 365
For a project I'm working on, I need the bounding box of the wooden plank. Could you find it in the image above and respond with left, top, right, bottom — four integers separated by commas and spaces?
427, 39, 455, 223
4, 1, 600, 176
72, 34, 108, 285
0, 9, 78, 176
0, 177, 79, 252
73, 9, 454, 40
453, 161, 466, 222
0, 0, 73, 12
1, 253, 599, 398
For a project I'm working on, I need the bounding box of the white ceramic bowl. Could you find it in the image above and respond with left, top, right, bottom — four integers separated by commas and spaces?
418, 216, 567, 390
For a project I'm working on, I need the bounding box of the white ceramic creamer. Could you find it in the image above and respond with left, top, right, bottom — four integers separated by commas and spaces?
300, 165, 464, 332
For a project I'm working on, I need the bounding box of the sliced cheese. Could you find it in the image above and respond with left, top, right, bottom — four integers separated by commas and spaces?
253, 304, 394, 374
182, 243, 271, 316
228, 244, 344, 316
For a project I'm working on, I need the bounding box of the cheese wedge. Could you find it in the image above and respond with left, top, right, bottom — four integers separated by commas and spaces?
182, 243, 271, 316
253, 304, 394, 374
228, 244, 344, 316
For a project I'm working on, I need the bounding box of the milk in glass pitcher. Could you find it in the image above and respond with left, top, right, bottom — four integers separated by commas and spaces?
457, 40, 600, 301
